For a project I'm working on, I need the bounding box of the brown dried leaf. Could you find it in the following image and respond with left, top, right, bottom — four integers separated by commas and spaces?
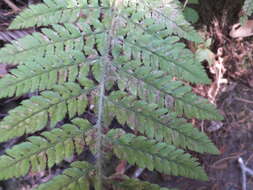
115, 160, 127, 175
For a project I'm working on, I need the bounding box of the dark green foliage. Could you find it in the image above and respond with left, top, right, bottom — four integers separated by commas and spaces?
35, 161, 94, 190
106, 91, 219, 154
0, 83, 90, 142
0, 118, 91, 180
107, 129, 208, 180
0, 0, 223, 189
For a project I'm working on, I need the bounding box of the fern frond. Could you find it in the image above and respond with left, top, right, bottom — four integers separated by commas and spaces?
117, 0, 201, 42
142, 0, 202, 42
0, 0, 223, 188
0, 23, 104, 64
0, 119, 91, 180
0, 83, 91, 142
111, 176, 177, 190
111, 20, 208, 84
9, 0, 110, 29
105, 91, 219, 154
0, 52, 96, 98
125, 39, 206, 84
35, 161, 94, 190
107, 129, 208, 181
112, 58, 222, 120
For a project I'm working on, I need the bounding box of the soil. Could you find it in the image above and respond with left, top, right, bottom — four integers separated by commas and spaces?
1, 0, 253, 190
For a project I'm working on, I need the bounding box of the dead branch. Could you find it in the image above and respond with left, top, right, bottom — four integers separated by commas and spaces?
3, 0, 21, 12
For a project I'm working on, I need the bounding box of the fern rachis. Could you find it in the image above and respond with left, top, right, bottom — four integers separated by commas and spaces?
0, 0, 223, 189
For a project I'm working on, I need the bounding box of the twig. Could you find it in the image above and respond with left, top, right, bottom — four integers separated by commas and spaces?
132, 168, 144, 178
211, 152, 244, 168
183, 0, 189, 10
238, 157, 253, 190
3, 0, 21, 12
235, 97, 253, 104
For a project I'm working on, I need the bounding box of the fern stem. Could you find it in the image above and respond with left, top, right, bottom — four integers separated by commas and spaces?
95, 57, 107, 190
95, 1, 117, 189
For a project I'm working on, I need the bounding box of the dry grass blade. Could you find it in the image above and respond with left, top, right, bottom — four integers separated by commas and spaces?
0, 28, 35, 42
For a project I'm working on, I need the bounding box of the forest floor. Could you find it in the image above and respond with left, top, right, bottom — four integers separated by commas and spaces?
169, 0, 253, 189
0, 0, 253, 190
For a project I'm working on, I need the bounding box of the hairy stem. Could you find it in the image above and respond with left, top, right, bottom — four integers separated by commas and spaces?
95, 57, 107, 190
95, 1, 117, 189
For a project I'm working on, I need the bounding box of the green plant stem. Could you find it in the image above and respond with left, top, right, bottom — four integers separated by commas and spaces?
95, 57, 106, 190
183, 0, 189, 9
95, 1, 117, 189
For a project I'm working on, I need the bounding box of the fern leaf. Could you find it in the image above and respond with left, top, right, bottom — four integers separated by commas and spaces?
111, 12, 208, 83
9, 0, 109, 29
0, 52, 96, 98
118, 0, 202, 42
0, 83, 91, 142
35, 161, 94, 190
110, 1, 205, 84
105, 91, 219, 154
107, 129, 208, 181
136, 43, 207, 84
0, 23, 103, 64
0, 119, 91, 180
112, 59, 222, 120
111, 176, 177, 190
142, 0, 202, 42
